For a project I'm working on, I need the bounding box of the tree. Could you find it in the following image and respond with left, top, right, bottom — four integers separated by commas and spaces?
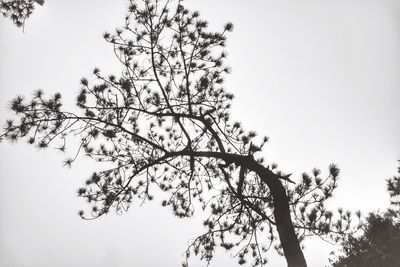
387, 160, 400, 209
331, 213, 400, 267
0, 1, 357, 266
331, 162, 400, 267
0, 0, 44, 28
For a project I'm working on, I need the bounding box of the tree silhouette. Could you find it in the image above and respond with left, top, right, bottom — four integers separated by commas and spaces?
0, 0, 44, 28
331, 213, 400, 267
387, 160, 400, 209
0, 1, 358, 266
331, 162, 400, 267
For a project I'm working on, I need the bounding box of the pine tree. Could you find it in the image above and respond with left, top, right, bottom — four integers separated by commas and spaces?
0, 0, 44, 28
1, 1, 357, 266
331, 162, 400, 267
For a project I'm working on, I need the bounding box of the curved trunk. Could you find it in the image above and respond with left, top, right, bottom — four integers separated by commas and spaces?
179, 151, 308, 266
243, 157, 308, 267
260, 169, 307, 266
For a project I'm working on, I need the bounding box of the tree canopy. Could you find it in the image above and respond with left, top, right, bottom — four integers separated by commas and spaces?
0, 0, 44, 28
331, 212, 400, 267
330, 162, 400, 267
387, 161, 400, 209
1, 1, 359, 266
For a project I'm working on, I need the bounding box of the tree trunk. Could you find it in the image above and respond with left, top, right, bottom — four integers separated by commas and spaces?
183, 151, 308, 266
247, 158, 308, 267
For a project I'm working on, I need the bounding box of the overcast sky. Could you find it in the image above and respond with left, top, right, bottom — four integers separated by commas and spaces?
1, 0, 400, 266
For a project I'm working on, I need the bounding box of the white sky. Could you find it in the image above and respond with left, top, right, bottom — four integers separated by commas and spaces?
1, 0, 400, 266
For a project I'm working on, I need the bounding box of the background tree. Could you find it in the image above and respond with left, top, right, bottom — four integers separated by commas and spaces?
0, 0, 358, 266
331, 162, 400, 267
0, 0, 44, 28
387, 160, 400, 210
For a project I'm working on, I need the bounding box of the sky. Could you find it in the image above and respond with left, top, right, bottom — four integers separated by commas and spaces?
1, 0, 400, 266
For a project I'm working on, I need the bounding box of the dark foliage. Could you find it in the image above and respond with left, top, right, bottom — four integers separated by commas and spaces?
387, 160, 400, 209
331, 213, 400, 267
331, 162, 400, 267
1, 1, 358, 266
0, 0, 44, 28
